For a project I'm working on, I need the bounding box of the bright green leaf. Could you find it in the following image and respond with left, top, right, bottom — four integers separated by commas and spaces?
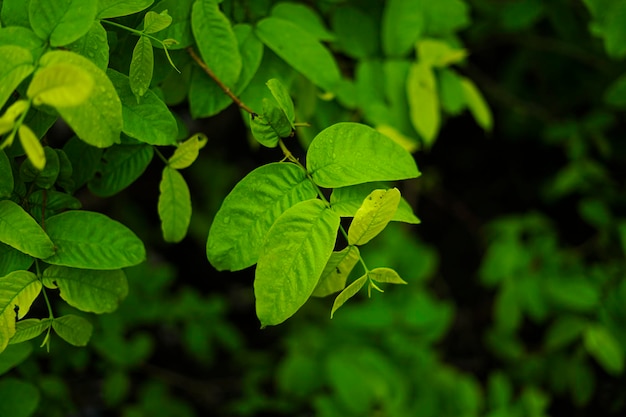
18, 125, 45, 171
0, 378, 40, 417
266, 78, 295, 124
407, 62, 440, 146
584, 325, 624, 375
143, 10, 172, 34
255, 17, 341, 92
39, 51, 122, 148
9, 318, 52, 344
0, 0, 31, 27
0, 100, 30, 137
52, 314, 93, 347
158, 166, 191, 243
249, 112, 280, 148
439, 68, 466, 115
107, 69, 178, 145
67, 22, 109, 70
0, 150, 12, 198
368, 267, 407, 284
191, 0, 241, 88
129, 36, 154, 99
417, 39, 467, 67
331, 274, 367, 318
312, 246, 360, 297
42, 265, 128, 314
255, 199, 340, 327
382, 0, 424, 57
96, 0, 154, 19
461, 76, 492, 131
168, 133, 207, 169
0, 200, 54, 259
88, 144, 154, 197
307, 122, 420, 188
28, 0, 97, 46
43, 210, 146, 269
0, 271, 42, 353
27, 63, 94, 107
207, 162, 317, 271
0, 45, 34, 110
149, 0, 194, 49
348, 188, 401, 245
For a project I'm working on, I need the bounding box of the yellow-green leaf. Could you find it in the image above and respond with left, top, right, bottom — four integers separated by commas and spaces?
0, 45, 34, 110
417, 39, 467, 67
461, 76, 492, 131
0, 200, 55, 259
0, 100, 30, 136
348, 188, 401, 246
168, 133, 207, 169
0, 271, 42, 353
27, 63, 94, 107
143, 10, 172, 34
9, 318, 52, 344
52, 314, 92, 347
331, 274, 367, 318
368, 267, 407, 284
18, 125, 45, 171
407, 62, 439, 146
312, 246, 360, 297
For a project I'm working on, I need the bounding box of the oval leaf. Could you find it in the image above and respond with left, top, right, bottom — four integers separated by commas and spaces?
382, 0, 424, 57
312, 246, 360, 297
461, 76, 493, 131
584, 325, 624, 375
18, 125, 46, 171
28, 0, 97, 46
206, 162, 317, 271
158, 166, 191, 243
348, 188, 401, 245
27, 63, 94, 107
368, 267, 407, 284
0, 150, 12, 198
42, 265, 128, 314
88, 144, 154, 197
129, 36, 154, 99
266, 78, 295, 124
52, 314, 93, 347
331, 274, 367, 318
43, 210, 146, 269
168, 133, 207, 169
307, 122, 420, 188
143, 10, 172, 34
255, 199, 340, 327
67, 22, 109, 70
0, 200, 55, 258
0, 271, 42, 353
407, 61, 440, 146
9, 318, 52, 344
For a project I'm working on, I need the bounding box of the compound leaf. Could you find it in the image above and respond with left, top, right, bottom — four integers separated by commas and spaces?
0, 200, 54, 259
158, 166, 191, 243
52, 314, 92, 347
255, 199, 340, 327
312, 246, 360, 297
44, 210, 146, 269
348, 188, 401, 245
28, 0, 97, 46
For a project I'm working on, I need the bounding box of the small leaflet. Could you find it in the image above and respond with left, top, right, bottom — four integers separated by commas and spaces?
348, 188, 401, 245
331, 274, 367, 318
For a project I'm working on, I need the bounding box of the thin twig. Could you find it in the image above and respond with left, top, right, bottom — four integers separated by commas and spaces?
187, 47, 257, 116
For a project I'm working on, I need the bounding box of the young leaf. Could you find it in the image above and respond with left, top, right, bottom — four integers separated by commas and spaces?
255, 17, 341, 92
0, 45, 34, 109
461, 76, 493, 131
27, 63, 94, 108
88, 144, 153, 197
191, 0, 241, 88
107, 69, 178, 146
9, 318, 52, 344
96, 0, 154, 19
18, 125, 46, 171
0, 200, 55, 259
331, 274, 368, 318
382, 0, 424, 57
149, 0, 194, 49
28, 0, 97, 46
330, 183, 420, 224
348, 188, 402, 245
168, 133, 208, 169
255, 199, 341, 327
129, 36, 154, 100
44, 210, 146, 269
42, 265, 128, 314
0, 100, 30, 136
407, 61, 440, 146
368, 267, 407, 284
312, 246, 360, 297
266, 78, 295, 124
38, 50, 122, 148
0, 271, 42, 353
52, 314, 93, 347
206, 162, 317, 271
143, 10, 172, 34
158, 166, 192, 243
584, 324, 624, 375
307, 122, 420, 188
0, 150, 13, 198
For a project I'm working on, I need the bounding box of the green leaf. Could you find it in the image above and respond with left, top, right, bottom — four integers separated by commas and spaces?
207, 162, 317, 271
18, 125, 45, 171
0, 0, 31, 27
168, 133, 207, 169
191, 0, 241, 88
107, 69, 178, 146
67, 22, 109, 70
270, 2, 334, 41
266, 78, 295, 124
605, 72, 626, 109
407, 62, 440, 146
0, 200, 54, 259
584, 324, 624, 375
348, 188, 401, 245
0, 100, 30, 137
27, 63, 94, 108
129, 36, 154, 99
461, 76, 492, 131
158, 166, 191, 243
38, 51, 122, 148
546, 279, 600, 311
544, 316, 587, 351
331, 274, 367, 318
331, 6, 378, 59
422, 0, 470, 35
52, 314, 92, 347
0, 150, 13, 198
330, 183, 420, 224
312, 246, 360, 297
28, 190, 81, 220
307, 122, 420, 188
439, 68, 466, 115
382, 0, 424, 57
255, 199, 340, 327
0, 45, 34, 110
417, 39, 467, 67
368, 267, 407, 284
0, 343, 33, 375
0, 378, 40, 417
96, 0, 154, 19
143, 10, 172, 34
9, 318, 52, 344
43, 210, 146, 269
63, 136, 103, 191
0, 271, 42, 353
255, 17, 341, 92
88, 144, 154, 197
149, 0, 194, 49
28, 0, 97, 46
0, 243, 33, 277
42, 265, 128, 313
20, 146, 59, 189
249, 112, 279, 148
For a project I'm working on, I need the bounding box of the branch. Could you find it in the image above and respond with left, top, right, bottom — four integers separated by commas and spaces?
187, 47, 257, 116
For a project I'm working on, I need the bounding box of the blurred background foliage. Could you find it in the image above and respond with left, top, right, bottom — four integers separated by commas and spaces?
2, 0, 626, 416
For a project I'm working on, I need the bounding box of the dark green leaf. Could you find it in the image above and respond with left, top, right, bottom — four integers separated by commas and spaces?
0, 150, 12, 198
149, 0, 194, 49
544, 316, 588, 351
67, 22, 109, 70
88, 144, 154, 197
331, 6, 378, 59
20, 146, 60, 189
270, 2, 334, 41
28, 0, 97, 46
439, 68, 466, 115
96, 0, 154, 19
0, 378, 40, 417
63, 136, 103, 191
0, 343, 33, 375
584, 325, 624, 375
0, 243, 33, 277
0, 200, 54, 259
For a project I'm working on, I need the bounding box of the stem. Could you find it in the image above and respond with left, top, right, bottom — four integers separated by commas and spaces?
153, 146, 169, 165
35, 261, 54, 320
101, 19, 161, 44
186, 47, 257, 115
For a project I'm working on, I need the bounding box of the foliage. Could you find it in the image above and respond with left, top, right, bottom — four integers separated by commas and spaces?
0, 0, 626, 416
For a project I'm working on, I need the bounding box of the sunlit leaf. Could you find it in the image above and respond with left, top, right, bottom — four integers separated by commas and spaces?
97, 0, 154, 19
9, 318, 52, 344
143, 10, 172, 34
312, 246, 360, 297
331, 274, 367, 318
27, 63, 94, 107
0, 200, 55, 259
368, 267, 407, 284
0, 45, 34, 110
348, 188, 401, 245
168, 133, 208, 169
461, 76, 492, 131
52, 314, 93, 347
0, 271, 42, 353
